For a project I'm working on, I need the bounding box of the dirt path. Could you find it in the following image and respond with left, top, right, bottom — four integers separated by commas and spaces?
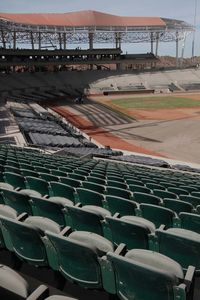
50, 105, 165, 157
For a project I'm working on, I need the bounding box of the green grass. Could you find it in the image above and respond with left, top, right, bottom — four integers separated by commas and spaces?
110, 96, 200, 109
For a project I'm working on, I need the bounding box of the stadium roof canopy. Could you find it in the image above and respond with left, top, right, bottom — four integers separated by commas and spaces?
0, 10, 193, 47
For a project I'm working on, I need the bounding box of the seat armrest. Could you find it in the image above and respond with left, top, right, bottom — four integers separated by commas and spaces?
17, 212, 28, 221
15, 187, 21, 191
173, 216, 181, 228
114, 243, 127, 256
60, 226, 72, 236
26, 285, 49, 300
184, 265, 195, 292
113, 212, 120, 218
158, 224, 165, 230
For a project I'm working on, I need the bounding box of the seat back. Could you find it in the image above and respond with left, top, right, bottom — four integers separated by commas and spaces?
67, 206, 104, 235
82, 181, 105, 194
4, 172, 26, 189
179, 212, 200, 234
30, 196, 70, 228
60, 177, 81, 188
167, 187, 189, 196
106, 195, 137, 216
26, 176, 49, 197
106, 180, 127, 190
2, 189, 33, 215
163, 199, 193, 214
106, 186, 131, 200
179, 195, 200, 208
49, 182, 75, 202
129, 184, 151, 194
139, 204, 176, 228
106, 216, 153, 249
76, 188, 104, 207
133, 192, 160, 205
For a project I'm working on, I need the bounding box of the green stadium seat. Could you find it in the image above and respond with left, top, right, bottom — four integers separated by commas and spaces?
0, 215, 60, 266
179, 194, 200, 207
106, 180, 127, 190
21, 169, 39, 178
69, 173, 86, 181
133, 192, 161, 205
178, 212, 200, 234
163, 198, 194, 214
26, 176, 50, 197
137, 203, 177, 228
129, 184, 152, 194
125, 178, 144, 186
106, 249, 195, 300
82, 181, 106, 194
30, 196, 73, 228
75, 188, 105, 207
86, 176, 106, 185
167, 187, 189, 196
145, 183, 165, 190
154, 227, 200, 274
49, 182, 76, 203
105, 195, 137, 216
46, 230, 114, 289
67, 205, 111, 236
4, 165, 21, 174
39, 173, 60, 182
106, 215, 155, 249
59, 177, 81, 188
153, 189, 178, 200
34, 166, 50, 174
4, 172, 26, 189
106, 186, 132, 200
2, 188, 33, 215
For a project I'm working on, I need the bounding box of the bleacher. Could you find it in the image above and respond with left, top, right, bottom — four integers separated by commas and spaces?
1, 68, 200, 98
181, 82, 200, 91
9, 101, 96, 149
0, 144, 199, 299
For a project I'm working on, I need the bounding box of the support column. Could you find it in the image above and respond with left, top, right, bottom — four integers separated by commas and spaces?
150, 32, 154, 54
63, 33, 67, 50
89, 32, 94, 70
58, 33, 62, 50
38, 32, 41, 50
155, 32, 159, 56
180, 33, 186, 68
176, 31, 179, 68
89, 32, 94, 49
30, 31, 34, 50
1, 30, 6, 48
115, 32, 122, 70
115, 32, 121, 49
13, 31, 16, 50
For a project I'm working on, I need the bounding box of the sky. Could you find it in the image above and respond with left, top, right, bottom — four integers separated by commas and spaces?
0, 0, 199, 57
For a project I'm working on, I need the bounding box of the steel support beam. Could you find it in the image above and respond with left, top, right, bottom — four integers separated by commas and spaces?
38, 32, 41, 50
63, 33, 67, 50
155, 32, 159, 56
176, 31, 179, 68
150, 32, 154, 54
89, 32, 94, 49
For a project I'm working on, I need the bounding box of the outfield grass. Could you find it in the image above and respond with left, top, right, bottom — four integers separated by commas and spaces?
110, 96, 200, 109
